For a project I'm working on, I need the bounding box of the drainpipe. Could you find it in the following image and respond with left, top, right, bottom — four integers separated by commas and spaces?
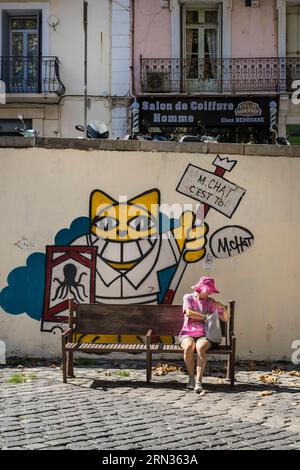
83, 1, 88, 138
130, 0, 136, 99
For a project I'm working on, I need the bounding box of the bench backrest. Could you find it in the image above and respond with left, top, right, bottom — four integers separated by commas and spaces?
69, 301, 235, 343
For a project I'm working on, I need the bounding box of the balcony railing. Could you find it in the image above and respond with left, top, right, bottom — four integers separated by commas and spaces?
139, 57, 300, 94
0, 56, 65, 95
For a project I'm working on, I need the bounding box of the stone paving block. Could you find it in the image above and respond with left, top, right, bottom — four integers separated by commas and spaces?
1, 363, 300, 450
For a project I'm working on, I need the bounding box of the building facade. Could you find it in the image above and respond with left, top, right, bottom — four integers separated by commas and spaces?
1, 0, 300, 141
134, 0, 300, 143
0, 0, 132, 138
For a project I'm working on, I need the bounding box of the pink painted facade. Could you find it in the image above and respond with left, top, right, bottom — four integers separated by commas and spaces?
134, 0, 279, 65
231, 0, 278, 58
134, 0, 171, 90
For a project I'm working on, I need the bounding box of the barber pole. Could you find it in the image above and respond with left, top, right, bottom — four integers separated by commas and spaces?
131, 100, 140, 134
269, 100, 278, 131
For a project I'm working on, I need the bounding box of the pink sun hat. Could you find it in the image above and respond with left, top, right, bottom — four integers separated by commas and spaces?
191, 276, 220, 294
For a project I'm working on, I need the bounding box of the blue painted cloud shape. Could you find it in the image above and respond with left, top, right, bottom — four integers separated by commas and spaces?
0, 217, 90, 321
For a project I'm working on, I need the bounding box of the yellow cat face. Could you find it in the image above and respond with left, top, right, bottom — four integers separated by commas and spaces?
90, 189, 160, 240
90, 189, 160, 268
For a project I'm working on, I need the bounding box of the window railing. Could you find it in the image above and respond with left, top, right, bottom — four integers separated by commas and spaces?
0, 56, 65, 95
139, 57, 300, 94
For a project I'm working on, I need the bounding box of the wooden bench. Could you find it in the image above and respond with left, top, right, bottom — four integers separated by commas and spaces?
62, 299, 236, 386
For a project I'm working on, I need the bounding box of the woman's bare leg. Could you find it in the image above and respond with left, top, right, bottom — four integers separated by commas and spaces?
195, 338, 211, 384
181, 337, 196, 378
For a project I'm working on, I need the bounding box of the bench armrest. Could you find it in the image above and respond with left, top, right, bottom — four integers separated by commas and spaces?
62, 327, 72, 337
62, 327, 73, 343
229, 331, 236, 345
146, 330, 153, 350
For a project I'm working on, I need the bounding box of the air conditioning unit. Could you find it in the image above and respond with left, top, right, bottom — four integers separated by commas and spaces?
145, 72, 171, 92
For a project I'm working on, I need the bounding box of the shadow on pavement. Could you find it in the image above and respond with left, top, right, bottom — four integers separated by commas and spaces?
83, 378, 300, 395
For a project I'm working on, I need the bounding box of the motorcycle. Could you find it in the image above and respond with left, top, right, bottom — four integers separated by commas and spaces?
16, 113, 39, 137
75, 120, 109, 139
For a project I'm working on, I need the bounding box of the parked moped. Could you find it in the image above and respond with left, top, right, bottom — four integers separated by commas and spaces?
16, 113, 39, 137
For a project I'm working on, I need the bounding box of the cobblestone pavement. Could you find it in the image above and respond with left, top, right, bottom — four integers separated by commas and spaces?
0, 358, 300, 450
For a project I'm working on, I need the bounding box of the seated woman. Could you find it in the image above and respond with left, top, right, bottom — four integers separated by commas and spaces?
178, 276, 229, 393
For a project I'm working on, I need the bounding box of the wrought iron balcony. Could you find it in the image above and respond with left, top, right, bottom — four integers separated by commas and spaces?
0, 56, 65, 95
139, 57, 300, 94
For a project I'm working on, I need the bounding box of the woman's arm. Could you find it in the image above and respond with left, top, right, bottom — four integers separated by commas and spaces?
184, 308, 206, 321
214, 301, 230, 322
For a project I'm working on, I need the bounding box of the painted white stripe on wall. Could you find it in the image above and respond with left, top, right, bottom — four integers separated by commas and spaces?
111, 0, 130, 96
112, 35, 130, 48
111, 0, 131, 137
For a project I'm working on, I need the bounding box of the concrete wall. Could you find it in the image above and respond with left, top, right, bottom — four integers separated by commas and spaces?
0, 141, 300, 361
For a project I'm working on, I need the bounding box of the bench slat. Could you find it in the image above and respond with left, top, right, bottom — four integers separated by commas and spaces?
75, 304, 184, 336
73, 304, 228, 338
65, 342, 148, 352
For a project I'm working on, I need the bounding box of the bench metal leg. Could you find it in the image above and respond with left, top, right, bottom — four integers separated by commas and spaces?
226, 355, 231, 381
67, 351, 75, 377
61, 339, 67, 384
230, 337, 236, 387
147, 352, 152, 383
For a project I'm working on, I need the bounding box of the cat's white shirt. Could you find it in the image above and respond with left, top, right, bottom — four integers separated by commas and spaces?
72, 232, 180, 304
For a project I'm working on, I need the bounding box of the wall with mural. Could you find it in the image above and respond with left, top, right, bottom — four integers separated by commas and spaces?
0, 147, 299, 360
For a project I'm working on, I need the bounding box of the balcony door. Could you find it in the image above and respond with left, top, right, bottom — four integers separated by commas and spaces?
1, 11, 41, 93
182, 7, 221, 92
286, 6, 300, 90
287, 6, 300, 56
9, 15, 39, 92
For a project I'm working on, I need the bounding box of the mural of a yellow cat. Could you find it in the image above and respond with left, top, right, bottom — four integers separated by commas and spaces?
71, 188, 207, 343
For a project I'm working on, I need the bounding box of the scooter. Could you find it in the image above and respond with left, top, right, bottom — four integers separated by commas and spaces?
75, 120, 109, 139
127, 120, 177, 141
179, 121, 221, 143
16, 113, 39, 137
270, 124, 290, 146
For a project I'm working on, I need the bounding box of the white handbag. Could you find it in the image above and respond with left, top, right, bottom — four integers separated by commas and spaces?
205, 311, 222, 344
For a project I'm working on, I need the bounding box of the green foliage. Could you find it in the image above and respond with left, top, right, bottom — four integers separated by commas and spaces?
115, 370, 131, 377
6, 372, 37, 384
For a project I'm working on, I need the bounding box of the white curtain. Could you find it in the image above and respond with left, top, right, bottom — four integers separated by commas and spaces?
205, 29, 218, 79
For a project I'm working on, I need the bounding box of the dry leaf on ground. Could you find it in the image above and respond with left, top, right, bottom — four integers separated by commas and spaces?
258, 374, 279, 385
153, 363, 182, 376
289, 370, 300, 377
258, 390, 273, 397
271, 369, 285, 375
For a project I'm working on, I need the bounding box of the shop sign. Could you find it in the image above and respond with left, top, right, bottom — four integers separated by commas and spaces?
138, 97, 276, 127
